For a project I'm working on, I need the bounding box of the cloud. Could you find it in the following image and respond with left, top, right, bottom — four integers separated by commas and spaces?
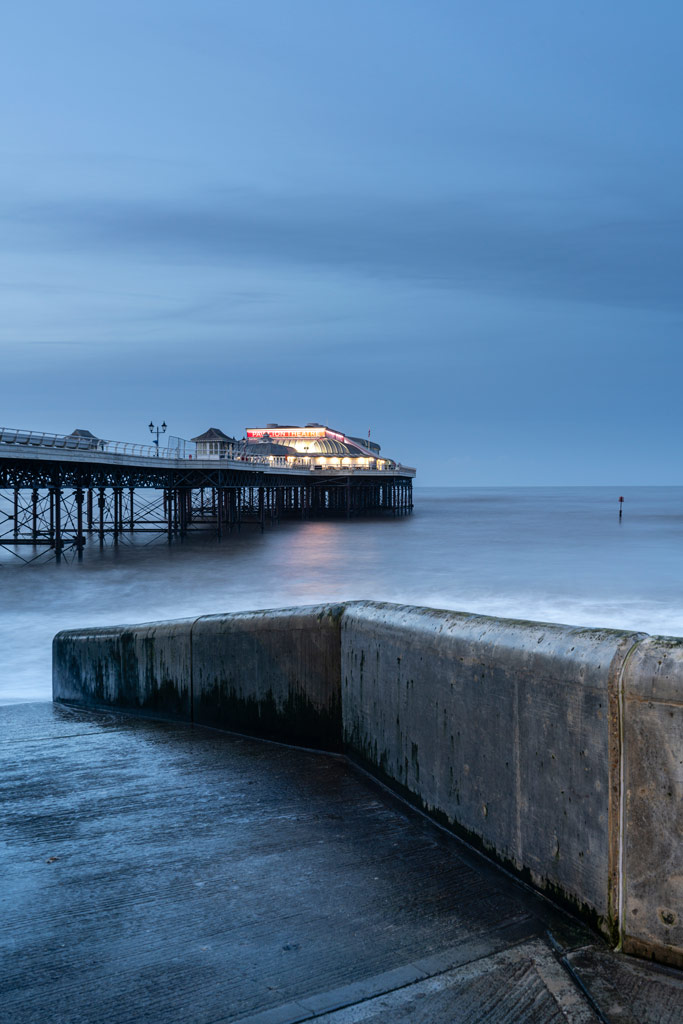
2, 185, 683, 313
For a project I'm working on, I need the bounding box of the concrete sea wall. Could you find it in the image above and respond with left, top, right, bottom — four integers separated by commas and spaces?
54, 604, 344, 748
190, 605, 343, 747
341, 604, 643, 942
620, 637, 683, 963
53, 601, 683, 968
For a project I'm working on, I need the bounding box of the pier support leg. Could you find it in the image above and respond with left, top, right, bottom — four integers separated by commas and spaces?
98, 489, 105, 547
53, 484, 62, 563
32, 489, 38, 541
178, 489, 187, 539
49, 488, 55, 546
75, 488, 84, 560
166, 489, 173, 544
113, 487, 120, 545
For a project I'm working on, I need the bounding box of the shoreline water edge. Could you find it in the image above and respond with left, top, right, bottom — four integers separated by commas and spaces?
4, 486, 683, 701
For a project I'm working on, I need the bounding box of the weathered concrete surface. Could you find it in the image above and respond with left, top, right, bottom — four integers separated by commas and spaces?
621, 636, 683, 967
4, 702, 682, 1024
120, 618, 194, 718
567, 946, 683, 1024
53, 604, 345, 746
53, 619, 195, 719
52, 625, 125, 706
302, 941, 598, 1024
341, 601, 644, 937
191, 603, 344, 749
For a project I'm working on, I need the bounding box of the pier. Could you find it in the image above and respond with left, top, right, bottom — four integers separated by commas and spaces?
0, 426, 415, 563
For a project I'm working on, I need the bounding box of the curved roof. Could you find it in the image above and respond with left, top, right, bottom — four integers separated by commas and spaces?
246, 438, 298, 456
307, 438, 357, 456
349, 435, 381, 454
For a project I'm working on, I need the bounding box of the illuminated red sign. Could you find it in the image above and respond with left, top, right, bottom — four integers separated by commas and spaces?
246, 428, 325, 439
246, 426, 350, 443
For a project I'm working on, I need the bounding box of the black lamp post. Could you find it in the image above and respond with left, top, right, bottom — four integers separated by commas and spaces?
149, 420, 167, 454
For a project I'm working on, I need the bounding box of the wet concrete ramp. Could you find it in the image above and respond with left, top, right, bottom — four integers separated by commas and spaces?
2, 703, 681, 1023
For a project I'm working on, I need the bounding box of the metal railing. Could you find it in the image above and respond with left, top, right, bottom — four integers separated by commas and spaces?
0, 427, 412, 474
0, 427, 185, 460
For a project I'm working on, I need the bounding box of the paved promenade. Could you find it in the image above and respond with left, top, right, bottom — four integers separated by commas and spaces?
2, 703, 682, 1023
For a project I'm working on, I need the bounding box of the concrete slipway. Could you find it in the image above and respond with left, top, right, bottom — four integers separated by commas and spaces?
3, 702, 683, 1024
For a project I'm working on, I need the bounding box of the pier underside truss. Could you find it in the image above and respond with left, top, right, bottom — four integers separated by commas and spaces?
0, 459, 413, 564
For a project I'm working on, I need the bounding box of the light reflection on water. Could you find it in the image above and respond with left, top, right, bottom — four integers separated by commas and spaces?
2, 486, 683, 700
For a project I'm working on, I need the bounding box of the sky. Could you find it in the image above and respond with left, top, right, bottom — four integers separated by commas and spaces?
1, 1, 682, 485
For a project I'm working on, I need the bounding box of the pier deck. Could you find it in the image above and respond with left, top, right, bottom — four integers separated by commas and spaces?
3, 702, 682, 1023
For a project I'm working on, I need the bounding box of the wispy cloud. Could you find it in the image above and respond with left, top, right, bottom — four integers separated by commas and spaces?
3, 186, 683, 312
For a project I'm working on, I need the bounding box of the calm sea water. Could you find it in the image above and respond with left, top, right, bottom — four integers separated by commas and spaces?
2, 486, 682, 701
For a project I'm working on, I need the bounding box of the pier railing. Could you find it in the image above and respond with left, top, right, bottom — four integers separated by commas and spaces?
0, 427, 181, 460
0, 427, 413, 474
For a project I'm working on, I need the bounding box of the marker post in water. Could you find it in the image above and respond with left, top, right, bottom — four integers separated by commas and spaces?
618, 495, 624, 519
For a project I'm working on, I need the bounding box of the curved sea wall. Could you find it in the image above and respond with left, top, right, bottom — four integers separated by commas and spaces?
53, 601, 683, 968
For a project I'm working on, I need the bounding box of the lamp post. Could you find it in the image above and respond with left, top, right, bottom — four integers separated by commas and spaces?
149, 420, 167, 455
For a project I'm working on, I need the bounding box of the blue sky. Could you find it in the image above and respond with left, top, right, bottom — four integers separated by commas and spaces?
1, 1, 682, 484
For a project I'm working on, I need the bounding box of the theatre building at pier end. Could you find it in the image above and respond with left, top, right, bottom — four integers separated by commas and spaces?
244, 423, 391, 470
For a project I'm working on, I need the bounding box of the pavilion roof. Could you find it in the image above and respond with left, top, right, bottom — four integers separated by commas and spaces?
191, 427, 235, 443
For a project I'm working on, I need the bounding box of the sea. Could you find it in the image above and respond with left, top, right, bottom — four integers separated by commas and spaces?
2, 485, 683, 702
